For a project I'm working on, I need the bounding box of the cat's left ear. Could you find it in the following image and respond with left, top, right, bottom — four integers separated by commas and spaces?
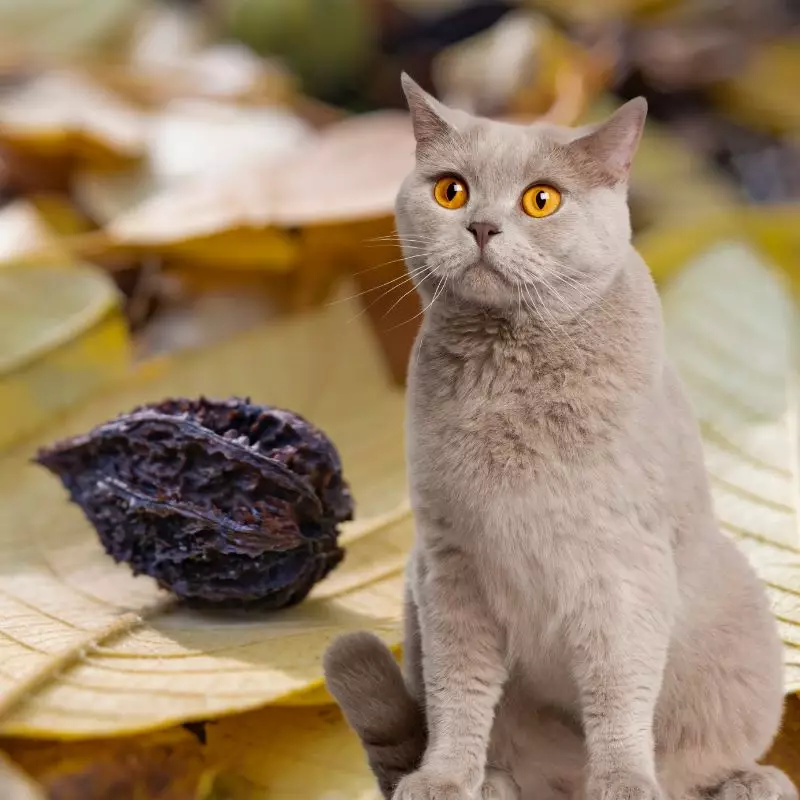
570, 97, 647, 180
401, 72, 455, 147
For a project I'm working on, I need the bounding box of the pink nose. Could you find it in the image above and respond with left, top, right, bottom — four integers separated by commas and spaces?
467, 222, 501, 249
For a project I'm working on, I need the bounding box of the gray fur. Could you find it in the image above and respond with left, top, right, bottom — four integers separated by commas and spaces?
324, 75, 795, 800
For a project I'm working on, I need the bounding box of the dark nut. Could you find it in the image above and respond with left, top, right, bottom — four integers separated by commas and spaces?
36, 397, 354, 609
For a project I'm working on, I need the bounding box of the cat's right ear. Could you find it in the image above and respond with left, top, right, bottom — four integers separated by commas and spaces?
401, 73, 453, 147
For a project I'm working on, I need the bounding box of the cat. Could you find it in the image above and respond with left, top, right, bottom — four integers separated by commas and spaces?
324, 74, 796, 800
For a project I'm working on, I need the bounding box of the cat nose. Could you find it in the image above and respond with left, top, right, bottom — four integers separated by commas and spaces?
467, 221, 501, 250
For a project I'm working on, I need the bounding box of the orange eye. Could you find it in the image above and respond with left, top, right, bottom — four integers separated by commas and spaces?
521, 184, 561, 218
433, 176, 468, 210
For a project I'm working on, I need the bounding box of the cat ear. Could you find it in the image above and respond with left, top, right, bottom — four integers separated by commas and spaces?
401, 72, 454, 146
570, 97, 647, 180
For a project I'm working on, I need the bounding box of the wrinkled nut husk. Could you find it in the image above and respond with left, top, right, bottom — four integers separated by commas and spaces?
35, 398, 354, 609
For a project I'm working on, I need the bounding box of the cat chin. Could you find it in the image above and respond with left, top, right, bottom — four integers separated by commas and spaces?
453, 261, 515, 307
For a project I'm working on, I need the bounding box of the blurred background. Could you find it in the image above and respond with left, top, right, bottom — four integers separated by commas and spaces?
0, 2, 799, 797
1, 0, 798, 439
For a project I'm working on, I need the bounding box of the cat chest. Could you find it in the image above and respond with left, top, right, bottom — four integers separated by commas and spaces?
476, 531, 581, 711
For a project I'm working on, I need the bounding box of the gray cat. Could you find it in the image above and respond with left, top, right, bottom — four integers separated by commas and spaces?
324, 75, 796, 800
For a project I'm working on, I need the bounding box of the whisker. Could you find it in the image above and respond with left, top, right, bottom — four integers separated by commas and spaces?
345, 266, 434, 324
389, 273, 448, 332
348, 252, 428, 280
380, 270, 433, 320
330, 262, 431, 307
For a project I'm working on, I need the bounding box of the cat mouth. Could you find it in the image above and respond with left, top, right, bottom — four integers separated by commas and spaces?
462, 258, 511, 286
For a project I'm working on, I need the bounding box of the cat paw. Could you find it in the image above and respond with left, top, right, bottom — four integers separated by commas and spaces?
392, 770, 471, 800
481, 769, 520, 799
714, 767, 798, 800
588, 772, 664, 800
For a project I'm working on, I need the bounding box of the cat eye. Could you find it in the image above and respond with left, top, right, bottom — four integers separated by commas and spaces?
433, 176, 469, 210
521, 184, 561, 218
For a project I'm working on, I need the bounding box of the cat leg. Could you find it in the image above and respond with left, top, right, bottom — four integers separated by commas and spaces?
393, 533, 507, 800
567, 551, 675, 800
651, 546, 793, 800
326, 572, 519, 800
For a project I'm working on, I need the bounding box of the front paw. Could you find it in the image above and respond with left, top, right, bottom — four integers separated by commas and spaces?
393, 770, 472, 800
588, 773, 664, 800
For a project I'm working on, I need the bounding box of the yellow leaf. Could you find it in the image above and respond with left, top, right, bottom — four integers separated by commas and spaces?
0, 297, 409, 737
2, 704, 380, 799
2, 727, 212, 800
0, 263, 130, 452
713, 40, 800, 136
518, 0, 676, 25
659, 238, 800, 692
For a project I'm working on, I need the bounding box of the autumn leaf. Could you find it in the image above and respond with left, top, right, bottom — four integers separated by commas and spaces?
0, 71, 147, 170
104, 111, 415, 267
660, 238, 800, 691
0, 262, 130, 452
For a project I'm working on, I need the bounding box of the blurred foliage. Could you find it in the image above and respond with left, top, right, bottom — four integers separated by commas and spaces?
223, 0, 376, 102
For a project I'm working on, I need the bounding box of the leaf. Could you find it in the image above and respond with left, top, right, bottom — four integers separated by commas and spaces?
0, 262, 130, 452
0, 297, 410, 737
0, 200, 64, 264
0, 0, 141, 66
0, 752, 45, 800
660, 238, 800, 691
0, 71, 146, 170
105, 111, 415, 265
2, 704, 381, 799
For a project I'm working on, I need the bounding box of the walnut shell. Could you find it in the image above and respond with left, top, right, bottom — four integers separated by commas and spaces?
35, 397, 354, 609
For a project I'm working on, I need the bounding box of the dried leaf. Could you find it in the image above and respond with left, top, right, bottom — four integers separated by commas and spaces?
146, 100, 312, 183
0, 263, 130, 452
0, 297, 409, 737
107, 111, 414, 261
0, 200, 64, 263
0, 752, 45, 800
0, 0, 141, 67
660, 239, 800, 691
0, 71, 147, 170
2, 704, 380, 799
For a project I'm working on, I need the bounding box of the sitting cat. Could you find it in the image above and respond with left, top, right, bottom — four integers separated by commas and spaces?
324, 74, 796, 800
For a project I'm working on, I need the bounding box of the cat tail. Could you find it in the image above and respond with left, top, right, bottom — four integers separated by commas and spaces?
323, 632, 427, 798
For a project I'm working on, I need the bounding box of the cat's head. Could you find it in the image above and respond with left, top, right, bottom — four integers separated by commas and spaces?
395, 74, 646, 317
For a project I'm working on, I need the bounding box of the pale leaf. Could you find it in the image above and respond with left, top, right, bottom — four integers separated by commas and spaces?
0, 201, 62, 264
108, 111, 415, 246
0, 263, 129, 451
0, 297, 409, 737
0, 71, 146, 166
661, 240, 800, 691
